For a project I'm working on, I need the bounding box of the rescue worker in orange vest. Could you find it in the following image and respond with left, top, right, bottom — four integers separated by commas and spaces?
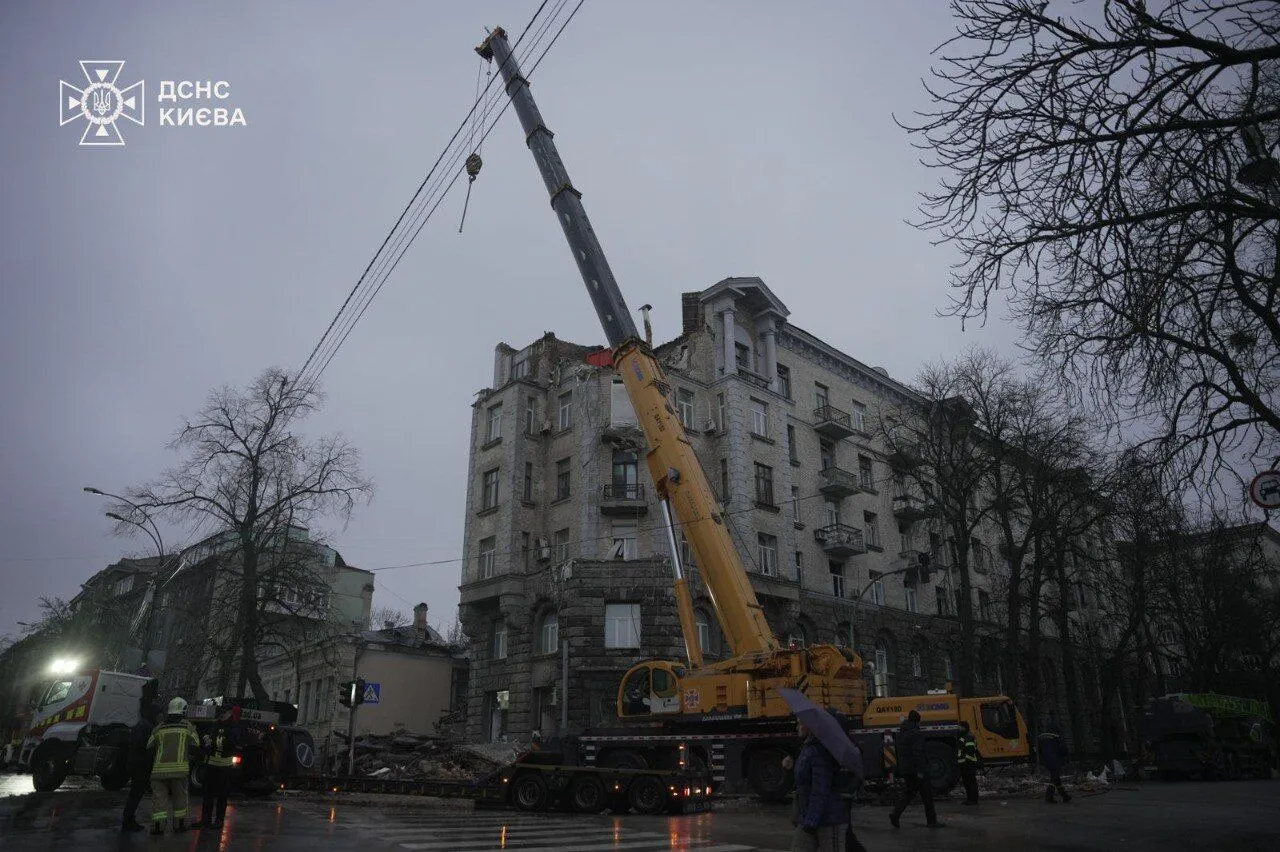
146, 697, 199, 836
192, 710, 235, 830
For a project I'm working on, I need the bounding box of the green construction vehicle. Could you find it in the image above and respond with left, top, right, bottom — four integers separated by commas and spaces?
1141, 693, 1277, 781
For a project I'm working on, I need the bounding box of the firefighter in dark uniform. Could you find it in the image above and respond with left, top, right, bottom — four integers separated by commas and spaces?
889, 710, 941, 828
957, 721, 980, 805
120, 702, 159, 832
192, 711, 235, 829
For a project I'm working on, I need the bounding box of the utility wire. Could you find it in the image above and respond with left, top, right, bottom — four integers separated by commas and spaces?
294, 1, 574, 398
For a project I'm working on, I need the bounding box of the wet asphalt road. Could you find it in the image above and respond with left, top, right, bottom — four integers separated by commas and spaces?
2, 772, 1278, 851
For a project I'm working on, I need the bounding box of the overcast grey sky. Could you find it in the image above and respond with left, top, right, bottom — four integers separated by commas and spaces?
0, 1, 1024, 641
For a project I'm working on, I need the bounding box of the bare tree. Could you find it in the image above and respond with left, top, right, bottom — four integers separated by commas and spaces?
370, 607, 409, 631
907, 0, 1280, 479
111, 368, 372, 705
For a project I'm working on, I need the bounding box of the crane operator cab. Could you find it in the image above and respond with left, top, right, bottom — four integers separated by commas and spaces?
618, 662, 684, 718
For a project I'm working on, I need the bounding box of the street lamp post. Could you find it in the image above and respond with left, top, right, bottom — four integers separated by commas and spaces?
84, 487, 183, 671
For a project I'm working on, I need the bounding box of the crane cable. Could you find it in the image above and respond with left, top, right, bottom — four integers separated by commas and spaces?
458, 57, 489, 233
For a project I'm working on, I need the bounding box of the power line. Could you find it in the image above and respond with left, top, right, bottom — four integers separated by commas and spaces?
294, 2, 578, 398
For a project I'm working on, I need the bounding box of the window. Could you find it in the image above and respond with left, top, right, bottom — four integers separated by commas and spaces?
815, 383, 829, 409
553, 528, 570, 562
864, 511, 880, 548
786, 424, 798, 462
791, 486, 801, 521
481, 468, 500, 510
735, 342, 751, 371
605, 603, 642, 648
523, 462, 534, 502
555, 458, 571, 500
910, 647, 923, 678
612, 450, 639, 496
905, 586, 918, 613
558, 391, 573, 430
831, 563, 845, 598
301, 681, 311, 724
776, 364, 791, 398
851, 400, 867, 433
486, 403, 503, 442
696, 611, 711, 655
521, 531, 531, 568
610, 521, 637, 560
795, 551, 805, 573
825, 501, 840, 527
819, 438, 835, 470
478, 537, 496, 579
754, 462, 775, 506
858, 455, 874, 490
488, 689, 509, 742
869, 577, 885, 605
538, 612, 559, 654
492, 621, 508, 659
717, 393, 726, 429
750, 399, 768, 437
114, 575, 134, 596
943, 652, 955, 682
719, 459, 729, 502
525, 395, 537, 434
511, 358, 529, 379
978, 590, 992, 621
677, 389, 695, 428
757, 533, 778, 576
874, 641, 891, 697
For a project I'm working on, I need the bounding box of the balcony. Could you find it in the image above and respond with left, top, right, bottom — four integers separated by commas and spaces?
886, 442, 923, 471
737, 367, 771, 391
812, 405, 856, 440
814, 523, 867, 558
601, 483, 647, 516
892, 493, 933, 522
819, 467, 861, 500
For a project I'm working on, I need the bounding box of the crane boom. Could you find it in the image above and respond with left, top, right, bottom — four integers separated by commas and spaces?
477, 28, 779, 658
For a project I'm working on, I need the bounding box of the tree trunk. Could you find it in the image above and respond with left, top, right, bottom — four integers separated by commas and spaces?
952, 529, 976, 696
1026, 534, 1046, 735
1053, 546, 1087, 753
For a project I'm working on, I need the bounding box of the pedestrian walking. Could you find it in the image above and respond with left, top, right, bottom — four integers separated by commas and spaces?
192, 709, 235, 830
889, 710, 941, 828
957, 720, 980, 805
147, 696, 199, 836
788, 719, 850, 852
1038, 714, 1072, 803
120, 702, 158, 832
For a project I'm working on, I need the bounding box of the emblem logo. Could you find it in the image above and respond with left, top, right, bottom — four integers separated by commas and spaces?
60, 61, 145, 146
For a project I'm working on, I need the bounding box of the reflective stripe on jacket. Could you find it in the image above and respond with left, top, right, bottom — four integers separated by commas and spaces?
957, 733, 979, 765
205, 730, 235, 768
147, 721, 199, 779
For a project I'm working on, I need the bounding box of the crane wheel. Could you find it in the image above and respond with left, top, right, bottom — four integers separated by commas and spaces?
512, 772, 550, 812
568, 775, 607, 814
627, 775, 665, 815
746, 747, 792, 801
924, 740, 959, 795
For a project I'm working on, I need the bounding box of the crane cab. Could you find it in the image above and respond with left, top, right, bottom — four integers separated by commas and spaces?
617, 662, 684, 718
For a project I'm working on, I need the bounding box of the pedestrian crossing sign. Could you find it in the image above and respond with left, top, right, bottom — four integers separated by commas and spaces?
362, 682, 381, 704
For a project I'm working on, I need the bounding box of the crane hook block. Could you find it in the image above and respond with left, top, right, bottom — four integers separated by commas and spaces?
465, 153, 483, 181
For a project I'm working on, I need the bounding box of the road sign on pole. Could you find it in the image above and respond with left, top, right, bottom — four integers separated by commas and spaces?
1248, 470, 1280, 509
362, 682, 381, 705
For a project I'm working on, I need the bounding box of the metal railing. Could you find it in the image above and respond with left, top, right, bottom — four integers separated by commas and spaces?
602, 483, 645, 500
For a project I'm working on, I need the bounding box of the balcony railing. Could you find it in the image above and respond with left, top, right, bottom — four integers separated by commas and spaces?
601, 483, 647, 516
737, 367, 772, 390
819, 467, 861, 500
886, 443, 923, 470
892, 493, 933, 522
812, 405, 855, 439
814, 523, 867, 557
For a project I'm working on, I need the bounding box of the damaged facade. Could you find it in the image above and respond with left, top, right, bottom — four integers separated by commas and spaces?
457, 278, 1098, 747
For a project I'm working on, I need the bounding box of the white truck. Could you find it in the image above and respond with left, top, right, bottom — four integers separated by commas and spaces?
18, 668, 156, 791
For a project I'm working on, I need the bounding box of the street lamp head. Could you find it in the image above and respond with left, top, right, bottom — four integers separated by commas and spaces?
83, 486, 103, 494
105, 512, 128, 523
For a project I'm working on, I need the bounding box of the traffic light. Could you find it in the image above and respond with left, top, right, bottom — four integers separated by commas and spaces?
354, 678, 367, 706
338, 680, 356, 708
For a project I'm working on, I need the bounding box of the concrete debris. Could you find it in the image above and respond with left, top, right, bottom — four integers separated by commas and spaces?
346, 731, 528, 781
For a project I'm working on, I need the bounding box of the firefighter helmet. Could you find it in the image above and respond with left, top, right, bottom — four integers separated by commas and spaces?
167, 697, 188, 716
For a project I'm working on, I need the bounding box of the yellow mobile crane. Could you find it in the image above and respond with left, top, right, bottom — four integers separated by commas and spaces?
478, 27, 1028, 798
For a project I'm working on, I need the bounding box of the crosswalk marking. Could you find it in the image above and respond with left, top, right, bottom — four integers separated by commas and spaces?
296, 802, 758, 852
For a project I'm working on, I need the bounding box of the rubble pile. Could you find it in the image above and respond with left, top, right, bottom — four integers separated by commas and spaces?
346, 731, 529, 781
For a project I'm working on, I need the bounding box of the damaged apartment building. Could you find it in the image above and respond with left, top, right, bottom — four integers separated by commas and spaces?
457, 277, 1085, 744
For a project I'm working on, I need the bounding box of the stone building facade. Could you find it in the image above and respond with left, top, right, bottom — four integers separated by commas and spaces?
457, 277, 1083, 745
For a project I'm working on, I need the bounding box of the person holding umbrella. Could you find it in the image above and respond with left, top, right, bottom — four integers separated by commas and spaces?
779, 688, 865, 852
